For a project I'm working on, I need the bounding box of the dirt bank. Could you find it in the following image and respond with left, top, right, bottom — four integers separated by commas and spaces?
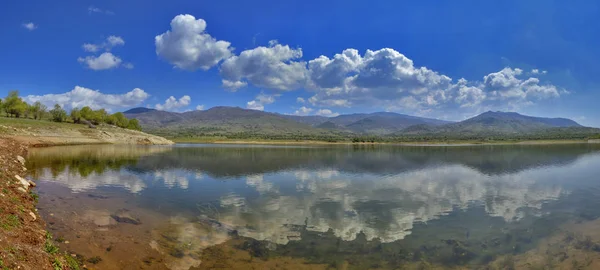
0, 137, 79, 269
0, 117, 173, 146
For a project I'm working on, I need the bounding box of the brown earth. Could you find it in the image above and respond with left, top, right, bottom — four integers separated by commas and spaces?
0, 137, 78, 269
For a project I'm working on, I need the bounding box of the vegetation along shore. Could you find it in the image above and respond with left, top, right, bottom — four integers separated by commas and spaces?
0, 92, 173, 269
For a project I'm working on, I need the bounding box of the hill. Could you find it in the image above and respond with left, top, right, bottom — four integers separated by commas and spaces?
123, 107, 599, 141
395, 111, 597, 140
124, 107, 344, 139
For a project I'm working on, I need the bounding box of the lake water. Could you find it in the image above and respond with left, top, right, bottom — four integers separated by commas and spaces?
27, 143, 600, 269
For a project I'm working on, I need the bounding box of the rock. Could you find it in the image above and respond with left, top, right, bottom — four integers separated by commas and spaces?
27, 180, 36, 187
64, 241, 70, 244
17, 187, 27, 193
29, 211, 36, 221
22, 166, 27, 172
111, 209, 141, 225
16, 155, 26, 165
15, 175, 31, 189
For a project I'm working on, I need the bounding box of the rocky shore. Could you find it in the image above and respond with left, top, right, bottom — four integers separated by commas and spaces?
0, 137, 78, 269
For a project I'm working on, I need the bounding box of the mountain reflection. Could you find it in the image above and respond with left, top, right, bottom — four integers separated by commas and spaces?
27, 144, 600, 246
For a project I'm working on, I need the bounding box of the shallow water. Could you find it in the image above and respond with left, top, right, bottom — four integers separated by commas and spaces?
27, 143, 600, 269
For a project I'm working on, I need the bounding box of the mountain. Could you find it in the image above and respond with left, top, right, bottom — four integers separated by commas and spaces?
396, 111, 596, 139
443, 111, 581, 133
281, 111, 452, 134
124, 106, 341, 138
124, 107, 597, 140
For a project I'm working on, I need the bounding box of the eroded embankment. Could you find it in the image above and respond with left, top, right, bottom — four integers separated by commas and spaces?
0, 137, 81, 269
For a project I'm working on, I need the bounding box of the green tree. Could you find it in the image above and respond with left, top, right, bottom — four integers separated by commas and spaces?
4, 91, 27, 117
80, 106, 94, 120
49, 104, 67, 122
27, 101, 46, 120
127, 118, 142, 131
34, 102, 47, 120
111, 112, 129, 128
70, 107, 81, 123
93, 109, 108, 125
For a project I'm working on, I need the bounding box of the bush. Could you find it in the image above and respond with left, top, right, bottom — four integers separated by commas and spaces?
49, 104, 67, 122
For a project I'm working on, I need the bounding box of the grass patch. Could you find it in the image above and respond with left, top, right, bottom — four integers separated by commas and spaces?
86, 256, 102, 264
0, 214, 21, 230
44, 232, 59, 254
51, 257, 63, 270
65, 255, 81, 270
30, 191, 39, 203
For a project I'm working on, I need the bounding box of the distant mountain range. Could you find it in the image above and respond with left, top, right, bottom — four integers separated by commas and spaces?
123, 107, 598, 139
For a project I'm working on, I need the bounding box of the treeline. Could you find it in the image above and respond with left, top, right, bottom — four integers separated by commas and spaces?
0, 90, 141, 131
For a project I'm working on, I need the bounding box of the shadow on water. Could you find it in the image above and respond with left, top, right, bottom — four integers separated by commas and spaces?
26, 143, 600, 269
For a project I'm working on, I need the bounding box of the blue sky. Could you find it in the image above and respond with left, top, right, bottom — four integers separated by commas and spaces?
1, 0, 599, 126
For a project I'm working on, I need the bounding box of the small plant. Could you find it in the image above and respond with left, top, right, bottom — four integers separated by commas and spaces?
30, 191, 39, 203
65, 255, 81, 270
86, 256, 102, 264
0, 214, 21, 230
51, 257, 63, 270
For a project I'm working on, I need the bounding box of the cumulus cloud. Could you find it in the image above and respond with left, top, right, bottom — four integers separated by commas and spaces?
22, 22, 37, 31
246, 92, 277, 111
107, 35, 125, 47
294, 106, 313, 116
531, 69, 547, 75
222, 80, 247, 91
88, 6, 115, 15
82, 43, 99, 52
155, 95, 192, 111
155, 14, 232, 71
24, 86, 149, 111
303, 48, 566, 118
196, 105, 205, 110
220, 42, 306, 91
78, 52, 122, 70
81, 36, 125, 52
296, 97, 305, 103
79, 36, 130, 70
316, 109, 339, 117
154, 16, 566, 118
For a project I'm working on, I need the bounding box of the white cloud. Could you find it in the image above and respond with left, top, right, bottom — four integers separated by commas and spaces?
316, 109, 339, 117
79, 36, 130, 70
78, 52, 122, 70
22, 22, 37, 31
246, 92, 277, 111
155, 14, 232, 71
296, 97, 305, 103
82, 36, 125, 52
222, 80, 247, 91
220, 42, 306, 91
88, 6, 115, 15
82, 43, 99, 52
196, 105, 205, 110
303, 48, 565, 118
24, 86, 149, 111
531, 69, 547, 75
155, 95, 192, 111
294, 106, 313, 116
107, 35, 125, 47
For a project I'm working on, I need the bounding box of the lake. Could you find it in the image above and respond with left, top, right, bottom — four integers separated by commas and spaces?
27, 143, 600, 269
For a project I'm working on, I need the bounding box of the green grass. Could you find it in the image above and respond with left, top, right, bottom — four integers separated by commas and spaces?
0, 214, 21, 230
44, 232, 59, 254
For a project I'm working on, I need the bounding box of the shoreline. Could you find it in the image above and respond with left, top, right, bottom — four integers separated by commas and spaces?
0, 137, 79, 269
172, 138, 599, 146
0, 130, 174, 269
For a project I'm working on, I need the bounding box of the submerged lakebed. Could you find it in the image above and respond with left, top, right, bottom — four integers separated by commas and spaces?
26, 143, 600, 269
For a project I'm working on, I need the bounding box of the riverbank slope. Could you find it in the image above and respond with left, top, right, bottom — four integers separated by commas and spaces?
0, 117, 173, 146
0, 138, 80, 269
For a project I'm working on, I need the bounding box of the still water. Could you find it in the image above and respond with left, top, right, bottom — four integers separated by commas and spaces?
27, 144, 600, 269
